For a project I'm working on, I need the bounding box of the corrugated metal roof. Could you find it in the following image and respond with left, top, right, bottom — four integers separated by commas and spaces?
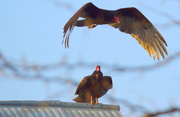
0, 101, 123, 117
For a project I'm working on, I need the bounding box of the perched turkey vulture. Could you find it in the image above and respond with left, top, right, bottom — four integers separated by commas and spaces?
73, 65, 113, 104
63, 2, 168, 60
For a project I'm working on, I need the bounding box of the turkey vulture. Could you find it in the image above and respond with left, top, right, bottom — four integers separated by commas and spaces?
73, 65, 113, 104
63, 2, 168, 60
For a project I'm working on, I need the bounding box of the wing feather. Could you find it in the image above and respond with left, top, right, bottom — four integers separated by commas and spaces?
154, 34, 165, 58
95, 76, 112, 98
75, 76, 91, 95
152, 40, 160, 60
63, 2, 101, 48
112, 7, 168, 60
101, 76, 113, 90
63, 2, 94, 48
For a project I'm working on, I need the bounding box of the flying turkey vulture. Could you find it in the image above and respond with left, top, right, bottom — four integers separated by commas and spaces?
63, 2, 168, 60
73, 65, 113, 104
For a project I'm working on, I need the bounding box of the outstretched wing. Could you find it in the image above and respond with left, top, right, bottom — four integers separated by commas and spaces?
110, 7, 168, 60
75, 76, 91, 95
63, 2, 100, 48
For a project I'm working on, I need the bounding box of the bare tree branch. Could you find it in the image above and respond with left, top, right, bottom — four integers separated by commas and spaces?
0, 52, 18, 73
0, 51, 180, 80
144, 107, 180, 117
113, 52, 180, 72
45, 0, 75, 12
139, 2, 180, 28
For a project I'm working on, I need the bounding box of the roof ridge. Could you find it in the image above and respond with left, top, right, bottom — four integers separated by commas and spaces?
0, 100, 120, 110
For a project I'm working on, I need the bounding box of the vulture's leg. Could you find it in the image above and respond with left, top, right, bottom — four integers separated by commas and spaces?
95, 97, 102, 105
90, 96, 93, 104
95, 97, 99, 104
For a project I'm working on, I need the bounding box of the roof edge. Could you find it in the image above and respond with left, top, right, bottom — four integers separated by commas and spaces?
0, 100, 120, 110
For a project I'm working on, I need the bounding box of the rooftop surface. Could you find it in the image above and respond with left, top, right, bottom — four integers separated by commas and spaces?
0, 100, 124, 117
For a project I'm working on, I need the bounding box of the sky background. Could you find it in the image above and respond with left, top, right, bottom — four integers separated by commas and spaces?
1, 0, 180, 116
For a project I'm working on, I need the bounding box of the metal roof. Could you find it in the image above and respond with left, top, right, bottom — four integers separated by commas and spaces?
0, 101, 123, 117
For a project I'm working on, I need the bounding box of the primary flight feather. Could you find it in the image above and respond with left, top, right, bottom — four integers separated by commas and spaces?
63, 2, 168, 60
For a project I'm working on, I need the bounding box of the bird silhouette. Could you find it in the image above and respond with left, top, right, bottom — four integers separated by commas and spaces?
73, 65, 113, 104
63, 2, 168, 60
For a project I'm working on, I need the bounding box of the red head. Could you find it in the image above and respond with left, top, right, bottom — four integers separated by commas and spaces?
96, 65, 101, 72
112, 17, 119, 23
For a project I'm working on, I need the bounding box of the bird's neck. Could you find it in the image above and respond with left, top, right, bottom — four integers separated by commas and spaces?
92, 71, 103, 80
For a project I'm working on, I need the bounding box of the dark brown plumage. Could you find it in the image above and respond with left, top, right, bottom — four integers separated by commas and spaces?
63, 2, 168, 60
73, 65, 113, 104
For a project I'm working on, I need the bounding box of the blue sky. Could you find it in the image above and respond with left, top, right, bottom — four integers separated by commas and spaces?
1, 0, 180, 116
